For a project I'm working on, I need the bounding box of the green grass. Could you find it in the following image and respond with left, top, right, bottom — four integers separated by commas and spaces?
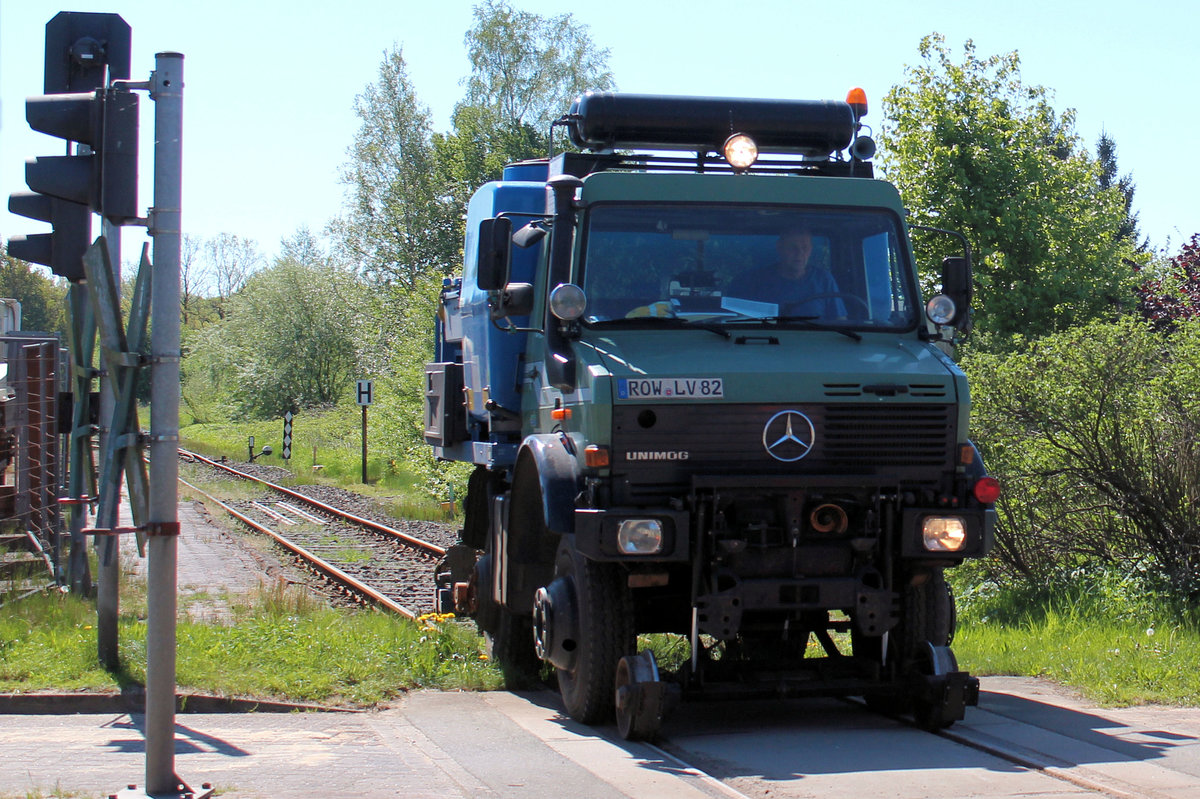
951, 569, 1200, 706
0, 582, 502, 705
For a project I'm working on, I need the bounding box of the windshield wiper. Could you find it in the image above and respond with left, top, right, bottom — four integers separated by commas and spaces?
588, 316, 732, 339
729, 315, 863, 342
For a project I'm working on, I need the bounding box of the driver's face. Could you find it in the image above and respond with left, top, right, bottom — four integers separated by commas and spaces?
777, 232, 813, 277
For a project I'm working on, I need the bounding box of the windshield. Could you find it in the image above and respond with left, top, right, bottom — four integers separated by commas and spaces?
579, 204, 918, 330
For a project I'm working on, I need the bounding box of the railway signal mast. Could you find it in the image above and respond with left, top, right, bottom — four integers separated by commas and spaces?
6, 11, 199, 799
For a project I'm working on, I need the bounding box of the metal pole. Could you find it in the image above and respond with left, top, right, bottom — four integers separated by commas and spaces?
145, 51, 183, 796
95, 219, 121, 669
361, 405, 368, 484
66, 285, 94, 595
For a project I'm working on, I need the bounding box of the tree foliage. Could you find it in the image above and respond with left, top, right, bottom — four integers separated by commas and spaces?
433, 1, 615, 260
204, 233, 263, 318
335, 47, 460, 290
1135, 233, 1200, 328
881, 35, 1134, 342
329, 4, 612, 501
0, 251, 67, 335
1096, 131, 1144, 250
183, 230, 367, 420
965, 317, 1200, 599
461, 0, 613, 133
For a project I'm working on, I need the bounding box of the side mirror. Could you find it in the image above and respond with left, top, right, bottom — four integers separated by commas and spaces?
513, 221, 548, 249
941, 256, 971, 301
477, 217, 513, 291
940, 255, 971, 327
490, 283, 535, 320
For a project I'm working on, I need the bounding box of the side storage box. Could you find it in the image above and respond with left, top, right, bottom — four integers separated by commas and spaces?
423, 362, 468, 447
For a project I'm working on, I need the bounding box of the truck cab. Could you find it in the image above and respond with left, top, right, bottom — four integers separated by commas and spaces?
427, 91, 997, 739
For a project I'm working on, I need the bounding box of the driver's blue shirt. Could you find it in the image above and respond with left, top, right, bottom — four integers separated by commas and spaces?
729, 264, 847, 318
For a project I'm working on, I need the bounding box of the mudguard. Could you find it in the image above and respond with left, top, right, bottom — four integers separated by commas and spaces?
962, 439, 989, 481
518, 433, 581, 535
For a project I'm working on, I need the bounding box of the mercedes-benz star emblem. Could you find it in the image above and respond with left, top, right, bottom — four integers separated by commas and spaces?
762, 410, 816, 462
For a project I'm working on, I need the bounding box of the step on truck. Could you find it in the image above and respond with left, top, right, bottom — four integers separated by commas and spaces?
426, 89, 999, 740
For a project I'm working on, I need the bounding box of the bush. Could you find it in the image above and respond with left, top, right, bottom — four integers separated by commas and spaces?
963, 317, 1200, 601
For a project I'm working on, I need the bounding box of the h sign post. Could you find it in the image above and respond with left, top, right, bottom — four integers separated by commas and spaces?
356, 380, 373, 483
356, 380, 373, 406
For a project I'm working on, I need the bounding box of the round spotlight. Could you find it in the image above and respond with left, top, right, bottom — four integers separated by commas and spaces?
723, 133, 758, 172
926, 294, 957, 326
549, 283, 587, 321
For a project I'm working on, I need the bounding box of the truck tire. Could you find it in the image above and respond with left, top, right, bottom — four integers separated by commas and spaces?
461, 466, 493, 550
860, 568, 953, 715
553, 544, 635, 724
905, 569, 953, 651
487, 608, 542, 689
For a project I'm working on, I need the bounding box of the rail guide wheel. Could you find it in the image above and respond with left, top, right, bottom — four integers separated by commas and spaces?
615, 650, 675, 741
913, 642, 979, 730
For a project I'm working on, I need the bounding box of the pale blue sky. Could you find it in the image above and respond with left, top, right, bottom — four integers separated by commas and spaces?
2, 0, 1196, 266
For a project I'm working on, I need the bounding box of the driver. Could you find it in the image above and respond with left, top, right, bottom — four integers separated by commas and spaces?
730, 228, 847, 318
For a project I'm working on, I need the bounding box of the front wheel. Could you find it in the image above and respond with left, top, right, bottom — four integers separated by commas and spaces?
552, 544, 635, 724
858, 569, 954, 716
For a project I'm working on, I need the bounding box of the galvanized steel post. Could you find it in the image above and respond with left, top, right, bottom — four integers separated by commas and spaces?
145, 51, 183, 797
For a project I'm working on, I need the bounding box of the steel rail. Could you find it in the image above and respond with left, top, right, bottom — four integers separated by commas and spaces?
178, 448, 446, 558
178, 475, 417, 619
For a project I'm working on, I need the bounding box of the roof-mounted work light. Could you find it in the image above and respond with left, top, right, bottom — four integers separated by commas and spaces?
723, 133, 758, 172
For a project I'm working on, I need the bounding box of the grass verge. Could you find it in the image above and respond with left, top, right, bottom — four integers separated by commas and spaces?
0, 583, 502, 705
951, 569, 1200, 706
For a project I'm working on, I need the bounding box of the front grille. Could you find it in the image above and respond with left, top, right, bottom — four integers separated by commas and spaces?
822, 405, 955, 466
611, 403, 956, 500
822, 381, 949, 398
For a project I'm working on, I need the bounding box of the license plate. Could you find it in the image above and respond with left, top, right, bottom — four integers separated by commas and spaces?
617, 377, 724, 399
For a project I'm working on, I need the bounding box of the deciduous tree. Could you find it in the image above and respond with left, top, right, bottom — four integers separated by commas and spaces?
434, 1, 615, 241
183, 229, 367, 419
0, 250, 67, 335
1136, 233, 1200, 328
880, 35, 1134, 341
335, 47, 459, 290
204, 232, 263, 317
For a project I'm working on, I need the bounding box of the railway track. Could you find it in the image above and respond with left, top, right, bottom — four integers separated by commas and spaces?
178, 448, 454, 619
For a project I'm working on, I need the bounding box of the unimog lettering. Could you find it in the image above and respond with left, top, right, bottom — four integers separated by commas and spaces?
427, 89, 998, 742
624, 450, 689, 461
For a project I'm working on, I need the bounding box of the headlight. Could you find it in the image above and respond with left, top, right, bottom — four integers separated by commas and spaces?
925, 294, 957, 326
723, 133, 758, 171
922, 516, 967, 552
549, 283, 587, 321
617, 519, 664, 554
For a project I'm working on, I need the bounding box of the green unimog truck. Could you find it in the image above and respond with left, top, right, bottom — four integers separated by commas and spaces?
426, 90, 999, 739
